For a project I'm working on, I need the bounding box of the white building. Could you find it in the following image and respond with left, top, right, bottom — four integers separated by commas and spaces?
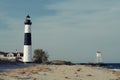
0, 51, 23, 60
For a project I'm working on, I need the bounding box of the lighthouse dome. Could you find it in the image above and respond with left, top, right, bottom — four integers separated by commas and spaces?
24, 15, 32, 25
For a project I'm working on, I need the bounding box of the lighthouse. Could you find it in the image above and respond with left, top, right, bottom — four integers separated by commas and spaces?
23, 15, 32, 62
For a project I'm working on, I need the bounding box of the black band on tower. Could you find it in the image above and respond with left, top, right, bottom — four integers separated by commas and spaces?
24, 33, 31, 45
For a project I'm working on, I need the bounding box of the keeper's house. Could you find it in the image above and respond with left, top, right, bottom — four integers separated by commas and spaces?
0, 51, 23, 61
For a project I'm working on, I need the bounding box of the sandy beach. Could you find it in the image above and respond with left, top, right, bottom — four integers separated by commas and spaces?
0, 64, 120, 80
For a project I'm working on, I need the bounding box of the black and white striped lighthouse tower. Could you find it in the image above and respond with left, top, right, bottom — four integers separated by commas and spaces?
23, 15, 32, 62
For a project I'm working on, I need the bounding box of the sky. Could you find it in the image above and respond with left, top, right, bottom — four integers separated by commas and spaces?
0, 0, 120, 63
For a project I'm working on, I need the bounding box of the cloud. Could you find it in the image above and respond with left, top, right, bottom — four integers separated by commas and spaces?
0, 0, 120, 62
0, 11, 24, 52
31, 0, 120, 62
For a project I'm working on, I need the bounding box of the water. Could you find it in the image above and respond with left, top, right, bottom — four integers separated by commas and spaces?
102, 63, 120, 69
0, 62, 37, 71
100, 63, 120, 72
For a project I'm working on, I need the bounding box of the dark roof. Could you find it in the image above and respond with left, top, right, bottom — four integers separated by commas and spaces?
26, 15, 30, 18
97, 51, 101, 53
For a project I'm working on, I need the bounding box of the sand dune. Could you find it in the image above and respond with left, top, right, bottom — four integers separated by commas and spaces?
0, 65, 119, 80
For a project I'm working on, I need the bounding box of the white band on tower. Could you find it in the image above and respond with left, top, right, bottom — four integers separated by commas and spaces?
25, 25, 31, 33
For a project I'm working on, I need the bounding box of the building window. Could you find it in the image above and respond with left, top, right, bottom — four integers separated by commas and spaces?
17, 53, 20, 57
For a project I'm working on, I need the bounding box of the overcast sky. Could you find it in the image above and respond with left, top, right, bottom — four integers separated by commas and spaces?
0, 0, 120, 63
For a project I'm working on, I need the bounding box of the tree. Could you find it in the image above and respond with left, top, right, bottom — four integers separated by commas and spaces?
33, 49, 49, 63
